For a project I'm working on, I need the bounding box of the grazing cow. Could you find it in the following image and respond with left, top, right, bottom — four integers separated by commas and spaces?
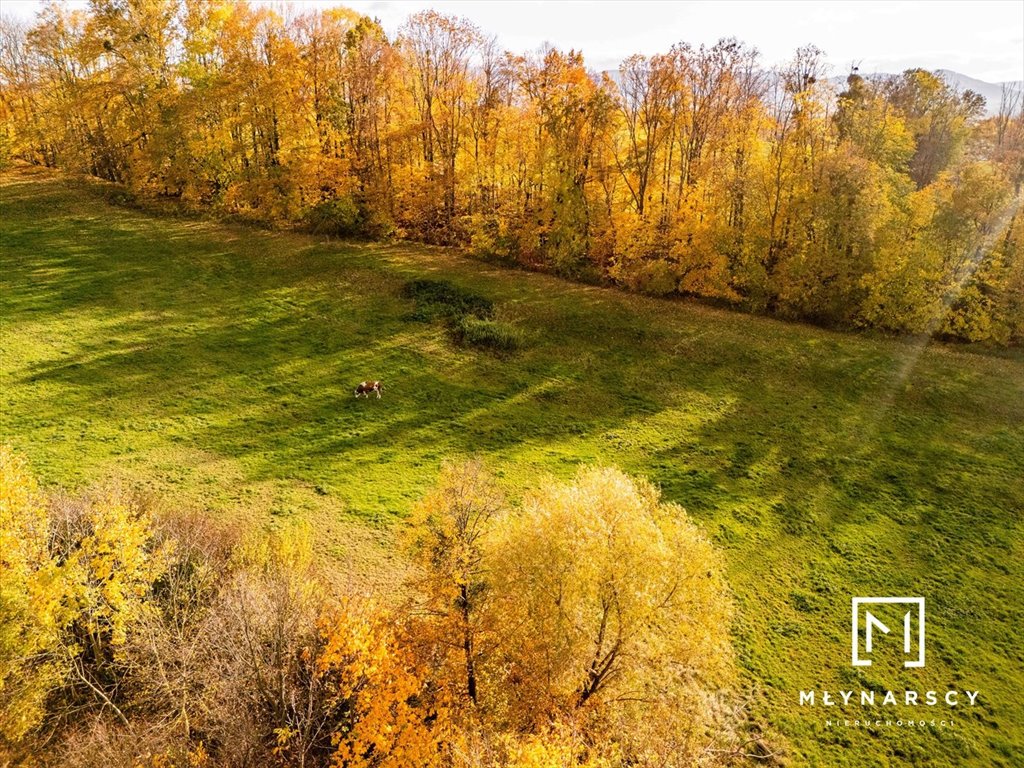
355, 380, 383, 399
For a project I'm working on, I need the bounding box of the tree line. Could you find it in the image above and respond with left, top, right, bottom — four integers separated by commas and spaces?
1, 448, 759, 767
1, 1, 1022, 342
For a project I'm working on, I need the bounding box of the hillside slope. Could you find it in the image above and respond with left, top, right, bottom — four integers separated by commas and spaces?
2, 167, 1022, 767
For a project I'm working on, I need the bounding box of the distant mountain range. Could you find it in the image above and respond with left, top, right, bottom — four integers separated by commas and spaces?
934, 70, 1023, 115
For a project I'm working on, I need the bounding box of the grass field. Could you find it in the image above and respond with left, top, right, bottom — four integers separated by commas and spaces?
2, 167, 1022, 767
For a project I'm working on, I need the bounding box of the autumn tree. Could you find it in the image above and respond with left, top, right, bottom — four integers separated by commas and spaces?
0, 16, 40, 166
616, 52, 676, 217
884, 68, 984, 188
342, 15, 399, 234
6, 2, 1022, 342
509, 47, 614, 275
1, 448, 169, 753
993, 83, 1024, 192
489, 467, 738, 763
0, 447, 70, 746
322, 604, 454, 768
399, 11, 480, 239
47, 486, 170, 732
406, 460, 505, 709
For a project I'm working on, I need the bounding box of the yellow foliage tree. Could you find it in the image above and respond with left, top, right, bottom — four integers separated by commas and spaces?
321, 604, 454, 768
4, 4, 1021, 340
0, 446, 70, 743
406, 460, 505, 710
490, 467, 737, 763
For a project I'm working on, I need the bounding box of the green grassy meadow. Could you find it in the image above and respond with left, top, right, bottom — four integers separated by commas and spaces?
2, 168, 1022, 766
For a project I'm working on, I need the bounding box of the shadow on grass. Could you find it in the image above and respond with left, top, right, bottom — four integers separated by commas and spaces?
4, 169, 1024, 767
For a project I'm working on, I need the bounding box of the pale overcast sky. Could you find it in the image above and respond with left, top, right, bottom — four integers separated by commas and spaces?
4, 0, 1022, 83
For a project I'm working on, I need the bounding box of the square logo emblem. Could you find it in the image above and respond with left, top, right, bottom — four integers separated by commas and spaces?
851, 597, 925, 668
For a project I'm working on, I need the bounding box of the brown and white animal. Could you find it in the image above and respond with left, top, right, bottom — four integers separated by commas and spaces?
354, 380, 383, 399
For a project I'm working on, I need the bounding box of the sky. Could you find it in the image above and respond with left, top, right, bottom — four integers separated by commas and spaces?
3, 0, 1023, 83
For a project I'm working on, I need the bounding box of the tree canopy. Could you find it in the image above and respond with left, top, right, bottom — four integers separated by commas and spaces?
1, 1, 1021, 342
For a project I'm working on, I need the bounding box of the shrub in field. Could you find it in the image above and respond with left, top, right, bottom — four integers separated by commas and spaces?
402, 279, 526, 353
402, 278, 495, 322
303, 196, 364, 237
453, 316, 524, 352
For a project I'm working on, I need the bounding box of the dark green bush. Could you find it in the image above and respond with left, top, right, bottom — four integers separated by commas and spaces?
402, 279, 524, 352
401, 279, 494, 322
